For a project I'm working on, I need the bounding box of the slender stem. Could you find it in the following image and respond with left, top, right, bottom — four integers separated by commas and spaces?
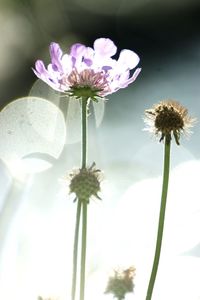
81, 97, 88, 169
80, 199, 87, 300
71, 97, 88, 300
79, 97, 89, 300
145, 139, 171, 300
71, 199, 82, 300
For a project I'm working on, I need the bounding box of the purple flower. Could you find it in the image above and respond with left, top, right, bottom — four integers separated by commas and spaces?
33, 38, 141, 99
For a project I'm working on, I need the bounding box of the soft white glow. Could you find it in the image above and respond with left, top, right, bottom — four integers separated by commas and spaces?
4, 158, 53, 182
108, 159, 200, 299
29, 80, 105, 144
0, 160, 200, 299
0, 96, 66, 179
0, 160, 13, 212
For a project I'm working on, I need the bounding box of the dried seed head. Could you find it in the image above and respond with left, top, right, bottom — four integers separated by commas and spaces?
144, 100, 196, 145
69, 163, 102, 202
105, 266, 136, 300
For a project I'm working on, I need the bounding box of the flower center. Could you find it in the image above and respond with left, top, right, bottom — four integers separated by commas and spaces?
62, 69, 110, 99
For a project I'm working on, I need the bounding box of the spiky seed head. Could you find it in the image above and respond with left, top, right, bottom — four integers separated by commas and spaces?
144, 100, 196, 145
69, 163, 102, 202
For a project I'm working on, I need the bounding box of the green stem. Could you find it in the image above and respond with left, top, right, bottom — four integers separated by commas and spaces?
145, 139, 171, 300
71, 199, 82, 300
81, 97, 88, 169
71, 97, 88, 300
79, 97, 88, 300
80, 199, 87, 300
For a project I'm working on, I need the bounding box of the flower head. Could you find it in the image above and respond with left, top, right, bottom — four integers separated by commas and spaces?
144, 100, 196, 145
69, 162, 102, 202
33, 38, 141, 101
105, 266, 136, 300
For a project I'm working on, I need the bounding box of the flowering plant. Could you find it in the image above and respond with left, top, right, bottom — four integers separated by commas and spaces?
33, 37, 141, 300
33, 38, 141, 100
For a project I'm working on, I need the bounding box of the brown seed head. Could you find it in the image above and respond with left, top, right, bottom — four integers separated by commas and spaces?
144, 100, 196, 145
105, 266, 136, 299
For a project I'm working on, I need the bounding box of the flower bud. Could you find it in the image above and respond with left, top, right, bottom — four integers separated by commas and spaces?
69, 163, 102, 202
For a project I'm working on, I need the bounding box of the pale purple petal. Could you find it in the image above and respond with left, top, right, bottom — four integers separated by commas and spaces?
93, 38, 117, 57
101, 57, 116, 70
70, 43, 87, 69
61, 53, 73, 73
50, 42, 62, 60
91, 56, 116, 73
118, 70, 130, 86
117, 49, 140, 70
84, 47, 94, 59
83, 58, 92, 66
47, 64, 61, 79
70, 43, 86, 58
49, 42, 63, 72
33, 61, 63, 91
102, 65, 113, 71
34, 60, 49, 77
119, 68, 142, 87
83, 47, 94, 66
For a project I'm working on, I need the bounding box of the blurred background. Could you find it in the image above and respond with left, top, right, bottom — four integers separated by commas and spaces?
1, 0, 200, 299
0, 0, 200, 105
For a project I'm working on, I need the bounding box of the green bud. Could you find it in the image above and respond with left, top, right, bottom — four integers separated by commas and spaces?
69, 163, 102, 202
